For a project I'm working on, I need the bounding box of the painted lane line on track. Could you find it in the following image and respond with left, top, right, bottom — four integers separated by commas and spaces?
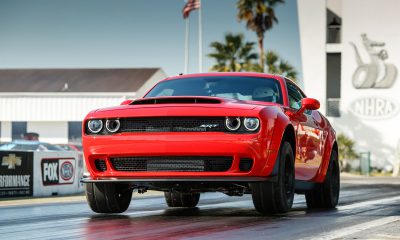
300, 195, 400, 240
306, 216, 400, 240
338, 195, 400, 211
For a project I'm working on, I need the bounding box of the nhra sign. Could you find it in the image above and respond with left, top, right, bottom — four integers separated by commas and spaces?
41, 158, 75, 186
350, 96, 400, 120
0, 151, 33, 197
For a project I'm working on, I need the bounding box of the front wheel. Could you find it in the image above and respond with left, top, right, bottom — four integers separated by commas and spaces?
85, 182, 133, 213
164, 192, 200, 207
251, 141, 295, 214
305, 150, 340, 209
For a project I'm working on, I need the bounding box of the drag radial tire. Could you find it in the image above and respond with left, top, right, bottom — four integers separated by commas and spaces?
305, 150, 340, 209
164, 192, 200, 207
251, 141, 295, 214
85, 182, 133, 213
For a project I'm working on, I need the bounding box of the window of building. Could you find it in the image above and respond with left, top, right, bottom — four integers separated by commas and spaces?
326, 53, 341, 117
327, 9, 341, 43
68, 122, 82, 143
12, 122, 27, 140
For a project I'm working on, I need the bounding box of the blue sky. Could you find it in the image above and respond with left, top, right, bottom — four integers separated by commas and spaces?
0, 0, 302, 78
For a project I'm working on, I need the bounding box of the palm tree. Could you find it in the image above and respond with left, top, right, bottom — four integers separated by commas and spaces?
237, 0, 284, 71
208, 33, 258, 72
265, 50, 298, 81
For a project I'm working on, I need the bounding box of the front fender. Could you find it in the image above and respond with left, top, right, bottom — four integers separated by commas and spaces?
259, 107, 293, 177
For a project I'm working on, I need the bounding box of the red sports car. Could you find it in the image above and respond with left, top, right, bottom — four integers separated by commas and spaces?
82, 72, 339, 215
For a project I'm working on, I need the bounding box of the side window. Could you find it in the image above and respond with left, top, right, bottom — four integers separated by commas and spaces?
287, 82, 303, 110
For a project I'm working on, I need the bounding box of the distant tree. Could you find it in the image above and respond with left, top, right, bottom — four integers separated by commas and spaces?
265, 50, 298, 81
337, 133, 359, 171
237, 0, 285, 71
208, 33, 258, 72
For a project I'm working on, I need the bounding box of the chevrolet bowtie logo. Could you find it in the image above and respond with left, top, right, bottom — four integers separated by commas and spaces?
2, 154, 22, 169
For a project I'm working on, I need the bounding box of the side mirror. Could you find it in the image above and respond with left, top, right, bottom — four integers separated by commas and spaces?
300, 98, 320, 111
120, 99, 133, 105
287, 98, 320, 119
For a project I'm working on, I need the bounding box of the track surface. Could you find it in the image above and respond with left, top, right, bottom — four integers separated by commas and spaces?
0, 176, 399, 240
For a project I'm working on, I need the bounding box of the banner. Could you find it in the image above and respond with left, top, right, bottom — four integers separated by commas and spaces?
0, 151, 33, 197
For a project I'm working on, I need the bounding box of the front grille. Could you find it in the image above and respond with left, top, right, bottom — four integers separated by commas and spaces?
110, 156, 233, 172
119, 117, 226, 133
239, 158, 253, 171
94, 159, 107, 172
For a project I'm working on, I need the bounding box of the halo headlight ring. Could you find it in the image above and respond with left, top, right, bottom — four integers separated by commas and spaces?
243, 117, 260, 131
87, 120, 103, 134
106, 119, 121, 133
225, 117, 241, 131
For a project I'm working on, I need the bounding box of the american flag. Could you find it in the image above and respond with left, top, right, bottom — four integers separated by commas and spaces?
182, 0, 200, 19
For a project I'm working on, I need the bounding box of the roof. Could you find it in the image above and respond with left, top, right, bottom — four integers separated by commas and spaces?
0, 68, 161, 92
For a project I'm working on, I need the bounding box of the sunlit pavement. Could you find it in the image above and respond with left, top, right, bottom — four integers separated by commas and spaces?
0, 176, 399, 240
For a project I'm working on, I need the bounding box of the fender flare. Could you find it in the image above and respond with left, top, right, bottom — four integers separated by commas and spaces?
266, 110, 296, 179
311, 129, 338, 183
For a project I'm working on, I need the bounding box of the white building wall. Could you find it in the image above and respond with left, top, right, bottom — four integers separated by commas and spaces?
331, 0, 400, 169
0, 93, 134, 122
298, 0, 400, 170
297, 0, 327, 113
27, 122, 68, 144
0, 121, 12, 142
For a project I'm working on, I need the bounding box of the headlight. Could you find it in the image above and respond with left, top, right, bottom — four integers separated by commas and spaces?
106, 119, 120, 133
87, 120, 103, 133
243, 118, 260, 131
225, 117, 241, 131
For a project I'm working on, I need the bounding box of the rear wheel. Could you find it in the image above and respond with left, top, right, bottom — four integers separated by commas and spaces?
305, 150, 340, 209
164, 192, 200, 207
85, 182, 133, 213
251, 141, 295, 214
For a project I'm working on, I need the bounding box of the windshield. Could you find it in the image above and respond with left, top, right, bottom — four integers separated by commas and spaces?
145, 76, 283, 104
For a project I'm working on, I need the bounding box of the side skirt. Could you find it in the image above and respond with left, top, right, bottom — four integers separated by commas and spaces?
294, 180, 319, 194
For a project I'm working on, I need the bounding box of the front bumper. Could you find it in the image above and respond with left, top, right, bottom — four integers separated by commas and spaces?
83, 132, 279, 180
81, 176, 271, 183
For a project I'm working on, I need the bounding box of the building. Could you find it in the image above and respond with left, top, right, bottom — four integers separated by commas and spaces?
0, 68, 166, 144
297, 0, 400, 171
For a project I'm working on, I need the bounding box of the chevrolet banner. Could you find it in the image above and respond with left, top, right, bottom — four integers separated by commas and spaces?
0, 151, 34, 197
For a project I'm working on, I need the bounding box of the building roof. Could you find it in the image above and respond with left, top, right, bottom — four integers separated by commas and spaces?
0, 68, 161, 92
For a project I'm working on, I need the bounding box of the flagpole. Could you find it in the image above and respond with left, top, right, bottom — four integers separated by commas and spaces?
184, 17, 190, 74
198, 0, 203, 73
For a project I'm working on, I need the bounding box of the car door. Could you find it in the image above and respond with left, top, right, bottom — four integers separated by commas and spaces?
286, 81, 323, 181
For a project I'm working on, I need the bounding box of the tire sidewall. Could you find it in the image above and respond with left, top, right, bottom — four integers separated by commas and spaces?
279, 142, 295, 211
325, 150, 340, 207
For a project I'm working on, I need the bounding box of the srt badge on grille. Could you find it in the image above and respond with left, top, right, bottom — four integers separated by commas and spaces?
199, 124, 219, 128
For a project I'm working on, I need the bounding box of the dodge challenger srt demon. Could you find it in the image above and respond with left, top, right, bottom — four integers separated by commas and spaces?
82, 72, 340, 215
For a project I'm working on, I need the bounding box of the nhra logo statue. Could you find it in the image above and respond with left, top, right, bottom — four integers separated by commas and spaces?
350, 34, 397, 89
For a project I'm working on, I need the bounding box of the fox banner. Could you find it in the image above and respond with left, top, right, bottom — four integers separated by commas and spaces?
0, 151, 34, 197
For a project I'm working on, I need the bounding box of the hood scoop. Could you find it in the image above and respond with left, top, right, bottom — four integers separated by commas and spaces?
130, 97, 222, 105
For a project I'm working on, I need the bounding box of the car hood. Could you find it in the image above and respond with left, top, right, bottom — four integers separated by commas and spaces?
88, 97, 277, 119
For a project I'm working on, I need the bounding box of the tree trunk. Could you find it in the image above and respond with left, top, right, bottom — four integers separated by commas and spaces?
258, 37, 265, 72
